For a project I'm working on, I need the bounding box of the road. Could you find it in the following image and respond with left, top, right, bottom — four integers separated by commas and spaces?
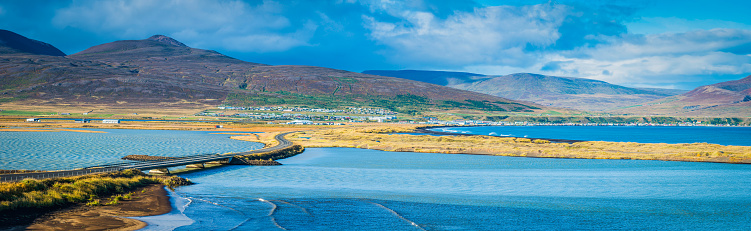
0, 132, 295, 182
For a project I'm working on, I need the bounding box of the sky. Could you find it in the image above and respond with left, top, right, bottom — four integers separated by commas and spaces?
2, 0, 750, 90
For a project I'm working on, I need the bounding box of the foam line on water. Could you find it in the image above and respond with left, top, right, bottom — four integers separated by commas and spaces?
365, 200, 426, 231
258, 198, 277, 216
259, 198, 287, 230
181, 198, 192, 213
227, 217, 252, 231
188, 197, 244, 216
272, 200, 311, 215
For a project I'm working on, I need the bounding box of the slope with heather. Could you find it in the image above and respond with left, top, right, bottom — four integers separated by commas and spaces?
364, 70, 686, 111
1, 32, 545, 114
614, 75, 751, 117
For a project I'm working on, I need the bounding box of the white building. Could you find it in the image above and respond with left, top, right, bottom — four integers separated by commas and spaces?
287, 120, 313, 125
102, 119, 120, 124
26, 118, 39, 122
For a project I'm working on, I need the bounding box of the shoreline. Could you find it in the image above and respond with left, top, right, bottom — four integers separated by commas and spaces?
290, 125, 751, 164
414, 125, 583, 144
23, 184, 173, 230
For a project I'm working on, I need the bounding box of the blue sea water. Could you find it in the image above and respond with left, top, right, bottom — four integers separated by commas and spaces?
432, 126, 751, 145
161, 148, 751, 230
0, 129, 264, 170
3, 127, 750, 230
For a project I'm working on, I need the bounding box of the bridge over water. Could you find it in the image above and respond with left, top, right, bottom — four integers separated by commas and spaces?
0, 132, 295, 182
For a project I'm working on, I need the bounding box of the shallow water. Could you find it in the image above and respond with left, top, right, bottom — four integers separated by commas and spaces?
167, 148, 751, 230
433, 126, 751, 145
134, 187, 194, 231
0, 129, 264, 170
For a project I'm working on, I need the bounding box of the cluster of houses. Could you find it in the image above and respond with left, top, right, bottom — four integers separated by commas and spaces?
26, 118, 120, 124
410, 119, 734, 127
216, 106, 397, 115
196, 111, 398, 122
285, 120, 346, 125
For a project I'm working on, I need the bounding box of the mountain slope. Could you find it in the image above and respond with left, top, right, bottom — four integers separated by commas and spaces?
1, 32, 543, 113
364, 70, 686, 111
0, 30, 65, 56
614, 75, 751, 116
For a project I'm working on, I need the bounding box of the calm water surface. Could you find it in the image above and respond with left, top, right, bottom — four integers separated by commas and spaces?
0, 129, 264, 170
155, 148, 751, 230
433, 126, 751, 145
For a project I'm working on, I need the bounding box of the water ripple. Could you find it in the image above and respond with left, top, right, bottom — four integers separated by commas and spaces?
0, 129, 263, 170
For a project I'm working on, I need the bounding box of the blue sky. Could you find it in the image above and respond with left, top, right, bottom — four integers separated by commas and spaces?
1, 0, 750, 90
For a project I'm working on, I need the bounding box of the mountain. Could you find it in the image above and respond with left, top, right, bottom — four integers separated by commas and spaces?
364, 70, 687, 111
613, 75, 751, 117
0, 30, 66, 56
0, 32, 543, 113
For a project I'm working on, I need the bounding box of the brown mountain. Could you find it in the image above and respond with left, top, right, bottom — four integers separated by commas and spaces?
364, 70, 686, 111
1, 33, 542, 113
0, 30, 66, 56
614, 75, 751, 116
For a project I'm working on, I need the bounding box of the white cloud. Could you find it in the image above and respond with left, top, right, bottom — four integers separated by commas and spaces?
543, 52, 751, 86
47, 0, 751, 89
538, 29, 751, 87
440, 28, 751, 89
577, 29, 751, 61
359, 3, 751, 89
52, 0, 315, 53
627, 17, 751, 34
363, 3, 569, 66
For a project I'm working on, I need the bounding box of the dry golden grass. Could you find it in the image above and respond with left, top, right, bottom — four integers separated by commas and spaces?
288, 125, 751, 164
231, 132, 281, 147
55, 129, 107, 133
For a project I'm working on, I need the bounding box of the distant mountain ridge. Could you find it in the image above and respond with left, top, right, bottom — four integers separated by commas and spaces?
364, 70, 687, 111
616, 75, 751, 116
0, 31, 543, 113
0, 29, 66, 56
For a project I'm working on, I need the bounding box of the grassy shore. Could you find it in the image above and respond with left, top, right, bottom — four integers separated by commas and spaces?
0, 169, 192, 228
287, 125, 751, 164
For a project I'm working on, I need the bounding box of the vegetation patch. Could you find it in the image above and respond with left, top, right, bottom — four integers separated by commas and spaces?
0, 169, 192, 227
229, 145, 305, 165
0, 110, 55, 116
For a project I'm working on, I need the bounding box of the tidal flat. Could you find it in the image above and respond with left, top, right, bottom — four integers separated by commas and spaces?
288, 124, 751, 164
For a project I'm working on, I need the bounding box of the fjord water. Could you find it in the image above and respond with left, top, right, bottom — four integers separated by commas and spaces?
0, 129, 264, 170
433, 126, 751, 145
165, 148, 751, 230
